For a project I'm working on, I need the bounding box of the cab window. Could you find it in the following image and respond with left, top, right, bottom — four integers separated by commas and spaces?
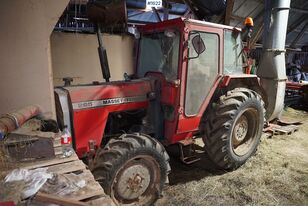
185, 32, 219, 116
224, 30, 243, 74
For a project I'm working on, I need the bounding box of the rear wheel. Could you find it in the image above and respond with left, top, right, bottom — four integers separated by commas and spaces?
202, 88, 265, 170
91, 133, 170, 206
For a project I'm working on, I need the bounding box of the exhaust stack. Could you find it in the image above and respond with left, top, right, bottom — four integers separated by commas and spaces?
87, 0, 127, 82
257, 0, 290, 121
97, 25, 111, 82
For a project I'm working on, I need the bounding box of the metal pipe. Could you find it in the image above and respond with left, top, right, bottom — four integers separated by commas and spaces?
257, 0, 291, 121
0, 105, 42, 135
97, 24, 111, 82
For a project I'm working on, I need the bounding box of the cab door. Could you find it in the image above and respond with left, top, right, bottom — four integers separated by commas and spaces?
177, 26, 223, 134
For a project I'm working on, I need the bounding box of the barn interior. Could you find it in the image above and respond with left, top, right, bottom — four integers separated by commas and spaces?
0, 1, 307, 205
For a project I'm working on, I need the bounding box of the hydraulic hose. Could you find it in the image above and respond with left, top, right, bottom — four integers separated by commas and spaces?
0, 105, 42, 135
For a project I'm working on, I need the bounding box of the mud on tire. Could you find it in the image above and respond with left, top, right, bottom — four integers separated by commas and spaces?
202, 88, 265, 170
91, 133, 171, 206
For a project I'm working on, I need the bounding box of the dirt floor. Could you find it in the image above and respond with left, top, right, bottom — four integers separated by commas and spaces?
157, 108, 308, 206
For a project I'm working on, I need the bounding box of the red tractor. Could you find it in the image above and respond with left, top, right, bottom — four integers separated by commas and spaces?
54, 0, 290, 205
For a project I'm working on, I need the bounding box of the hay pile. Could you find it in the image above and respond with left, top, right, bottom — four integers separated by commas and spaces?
157, 108, 308, 206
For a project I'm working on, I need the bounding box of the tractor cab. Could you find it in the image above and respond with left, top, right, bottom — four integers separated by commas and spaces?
55, 17, 265, 206
134, 18, 254, 145
54, 0, 291, 204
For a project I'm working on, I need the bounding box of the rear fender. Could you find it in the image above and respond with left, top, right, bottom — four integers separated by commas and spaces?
220, 75, 266, 102
200, 75, 267, 129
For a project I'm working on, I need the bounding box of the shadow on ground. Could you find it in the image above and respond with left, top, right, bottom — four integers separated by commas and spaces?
166, 144, 226, 185
157, 108, 308, 206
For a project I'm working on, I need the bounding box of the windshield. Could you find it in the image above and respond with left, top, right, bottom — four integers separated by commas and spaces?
224, 30, 243, 74
137, 31, 180, 81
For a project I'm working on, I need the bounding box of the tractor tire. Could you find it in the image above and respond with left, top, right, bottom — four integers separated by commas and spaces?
91, 133, 171, 206
202, 88, 265, 170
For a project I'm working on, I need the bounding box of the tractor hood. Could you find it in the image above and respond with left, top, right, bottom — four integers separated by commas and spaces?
62, 79, 153, 111
54, 78, 154, 149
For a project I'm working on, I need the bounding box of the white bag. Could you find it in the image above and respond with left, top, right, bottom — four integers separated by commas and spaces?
5, 168, 53, 199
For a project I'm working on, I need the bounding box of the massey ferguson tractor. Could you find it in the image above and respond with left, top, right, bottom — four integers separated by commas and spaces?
54, 0, 290, 205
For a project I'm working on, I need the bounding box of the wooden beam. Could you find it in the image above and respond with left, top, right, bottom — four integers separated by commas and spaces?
291, 7, 308, 14
224, 0, 235, 25
69, 0, 88, 4
251, 24, 264, 48
290, 21, 308, 48
287, 15, 308, 34
231, 14, 244, 21
34, 193, 90, 206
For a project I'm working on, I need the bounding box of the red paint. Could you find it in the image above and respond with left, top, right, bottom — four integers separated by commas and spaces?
220, 74, 258, 88
68, 81, 152, 103
0, 201, 15, 206
176, 23, 224, 136
63, 18, 258, 157
286, 81, 305, 90
65, 80, 152, 156
73, 101, 149, 157
61, 136, 72, 144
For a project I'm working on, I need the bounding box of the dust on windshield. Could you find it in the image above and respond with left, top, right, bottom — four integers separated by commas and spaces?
137, 30, 180, 81
224, 30, 243, 74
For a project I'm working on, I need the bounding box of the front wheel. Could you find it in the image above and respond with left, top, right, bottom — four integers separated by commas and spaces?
91, 133, 171, 206
202, 88, 265, 170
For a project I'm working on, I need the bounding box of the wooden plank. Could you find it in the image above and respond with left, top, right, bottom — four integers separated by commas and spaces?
266, 123, 299, 136
34, 192, 89, 206
87, 196, 116, 206
273, 125, 299, 135
76, 170, 102, 190
47, 160, 86, 174
224, 0, 235, 25
22, 153, 79, 170
78, 170, 97, 182
66, 170, 105, 201
53, 141, 61, 148
54, 146, 63, 155
251, 23, 264, 48
53, 137, 61, 147
74, 190, 105, 201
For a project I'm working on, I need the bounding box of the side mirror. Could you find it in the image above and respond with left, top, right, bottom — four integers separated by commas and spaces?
192, 35, 205, 54
188, 34, 206, 59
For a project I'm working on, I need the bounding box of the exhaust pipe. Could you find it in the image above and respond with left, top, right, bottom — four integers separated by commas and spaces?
0, 105, 42, 135
257, 0, 290, 121
97, 24, 111, 82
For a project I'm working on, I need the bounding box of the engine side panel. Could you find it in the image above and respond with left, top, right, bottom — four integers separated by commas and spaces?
73, 102, 148, 156
62, 80, 152, 157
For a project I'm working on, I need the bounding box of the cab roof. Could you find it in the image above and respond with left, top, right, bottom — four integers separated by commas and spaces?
139, 17, 241, 32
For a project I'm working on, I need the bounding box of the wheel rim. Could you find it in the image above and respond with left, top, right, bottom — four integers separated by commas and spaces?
232, 108, 259, 156
112, 155, 161, 205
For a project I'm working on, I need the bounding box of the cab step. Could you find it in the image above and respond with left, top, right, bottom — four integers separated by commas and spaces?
178, 139, 201, 165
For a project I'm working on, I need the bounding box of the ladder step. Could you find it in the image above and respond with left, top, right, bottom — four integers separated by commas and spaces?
178, 140, 201, 165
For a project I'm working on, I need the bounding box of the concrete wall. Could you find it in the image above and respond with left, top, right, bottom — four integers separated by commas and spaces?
0, 0, 69, 117
51, 32, 135, 86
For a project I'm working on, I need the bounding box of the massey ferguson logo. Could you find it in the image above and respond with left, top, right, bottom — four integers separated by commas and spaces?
73, 96, 147, 110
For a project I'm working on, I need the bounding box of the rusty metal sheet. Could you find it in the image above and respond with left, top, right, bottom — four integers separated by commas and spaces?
4, 133, 55, 162
87, 0, 127, 29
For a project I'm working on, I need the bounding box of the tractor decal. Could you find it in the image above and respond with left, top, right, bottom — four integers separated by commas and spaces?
72, 95, 148, 110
